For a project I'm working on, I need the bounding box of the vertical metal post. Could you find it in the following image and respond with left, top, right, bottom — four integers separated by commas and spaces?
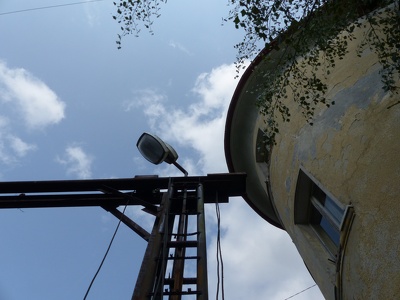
132, 180, 179, 300
197, 184, 208, 300
153, 182, 176, 299
132, 181, 176, 300
132, 181, 212, 299
132, 193, 168, 300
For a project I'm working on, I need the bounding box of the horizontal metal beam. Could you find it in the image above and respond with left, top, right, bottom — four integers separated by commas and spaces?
0, 193, 148, 209
0, 173, 246, 209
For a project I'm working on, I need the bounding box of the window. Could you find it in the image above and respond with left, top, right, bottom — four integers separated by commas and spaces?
255, 129, 271, 178
255, 128, 270, 163
295, 169, 346, 253
309, 184, 344, 247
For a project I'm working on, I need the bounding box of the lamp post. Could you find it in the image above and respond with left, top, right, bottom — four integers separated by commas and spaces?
135, 132, 206, 299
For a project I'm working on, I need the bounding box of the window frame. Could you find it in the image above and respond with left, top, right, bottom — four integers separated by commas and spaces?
294, 168, 346, 256
255, 128, 270, 163
255, 128, 271, 179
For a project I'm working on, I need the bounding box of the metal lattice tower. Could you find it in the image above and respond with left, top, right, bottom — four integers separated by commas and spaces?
0, 173, 246, 299
133, 179, 208, 299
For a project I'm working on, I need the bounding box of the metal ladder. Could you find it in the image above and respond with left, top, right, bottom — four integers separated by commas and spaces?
132, 179, 208, 300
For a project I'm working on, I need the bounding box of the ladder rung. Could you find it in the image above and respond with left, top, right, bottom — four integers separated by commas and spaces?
168, 211, 199, 216
167, 240, 198, 248
161, 290, 201, 296
171, 232, 199, 237
166, 255, 199, 260
164, 277, 197, 285
169, 197, 197, 201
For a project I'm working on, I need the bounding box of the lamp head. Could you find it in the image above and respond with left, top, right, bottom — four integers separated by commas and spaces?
136, 132, 178, 165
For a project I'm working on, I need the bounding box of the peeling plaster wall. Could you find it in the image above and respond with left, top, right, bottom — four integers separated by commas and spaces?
267, 16, 400, 300
226, 5, 400, 299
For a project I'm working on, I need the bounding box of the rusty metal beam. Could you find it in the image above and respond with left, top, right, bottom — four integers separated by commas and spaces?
132, 192, 171, 300
197, 184, 208, 300
0, 173, 247, 299
0, 173, 246, 209
102, 206, 151, 241
100, 185, 158, 215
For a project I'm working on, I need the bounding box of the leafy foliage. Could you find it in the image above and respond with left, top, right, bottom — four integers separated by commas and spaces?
113, 0, 167, 49
113, 0, 400, 144
226, 0, 400, 144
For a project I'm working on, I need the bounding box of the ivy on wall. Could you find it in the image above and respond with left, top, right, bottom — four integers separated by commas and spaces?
113, 0, 400, 144
227, 0, 399, 144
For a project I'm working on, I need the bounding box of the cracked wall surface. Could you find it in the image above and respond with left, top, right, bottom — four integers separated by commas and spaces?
266, 16, 400, 300
225, 5, 399, 300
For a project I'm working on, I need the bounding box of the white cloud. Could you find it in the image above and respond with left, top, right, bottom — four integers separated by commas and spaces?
0, 115, 37, 165
206, 201, 321, 300
123, 88, 167, 113
83, 0, 101, 27
0, 118, 14, 165
123, 89, 167, 129
0, 61, 65, 167
169, 40, 193, 56
0, 60, 65, 130
0, 142, 13, 165
56, 145, 93, 179
135, 62, 324, 299
0, 116, 9, 129
133, 63, 240, 174
0, 134, 36, 168
8, 135, 37, 157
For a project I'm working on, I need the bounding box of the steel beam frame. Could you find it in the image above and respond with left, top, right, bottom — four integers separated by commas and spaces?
0, 173, 246, 299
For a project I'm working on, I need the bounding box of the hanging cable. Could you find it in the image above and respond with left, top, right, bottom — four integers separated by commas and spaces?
215, 193, 225, 300
0, 0, 104, 16
83, 203, 128, 300
283, 284, 317, 300
152, 178, 174, 298
152, 197, 169, 298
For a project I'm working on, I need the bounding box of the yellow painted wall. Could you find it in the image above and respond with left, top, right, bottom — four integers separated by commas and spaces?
266, 13, 400, 300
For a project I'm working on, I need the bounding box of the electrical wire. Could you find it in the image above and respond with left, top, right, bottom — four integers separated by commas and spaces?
283, 284, 317, 300
215, 193, 225, 300
0, 0, 104, 16
213, 196, 315, 300
1, 1, 320, 298
153, 195, 169, 298
83, 203, 128, 300
2, 2, 321, 298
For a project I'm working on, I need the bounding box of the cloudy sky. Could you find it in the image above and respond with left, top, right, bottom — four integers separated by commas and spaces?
0, 1, 323, 299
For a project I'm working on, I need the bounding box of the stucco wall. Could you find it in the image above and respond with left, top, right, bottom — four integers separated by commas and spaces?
267, 14, 400, 300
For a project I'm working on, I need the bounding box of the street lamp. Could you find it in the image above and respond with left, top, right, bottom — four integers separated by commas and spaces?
136, 132, 188, 176
0, 132, 246, 300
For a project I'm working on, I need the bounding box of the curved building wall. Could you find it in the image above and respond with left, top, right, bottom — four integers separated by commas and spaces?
268, 44, 400, 298
225, 6, 400, 300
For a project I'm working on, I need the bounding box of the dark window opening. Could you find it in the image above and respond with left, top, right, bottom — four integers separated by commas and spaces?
295, 169, 345, 252
255, 129, 270, 163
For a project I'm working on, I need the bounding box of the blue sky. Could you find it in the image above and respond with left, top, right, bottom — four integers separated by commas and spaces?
0, 1, 323, 299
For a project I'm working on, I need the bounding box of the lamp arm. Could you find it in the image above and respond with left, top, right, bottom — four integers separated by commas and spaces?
172, 161, 188, 177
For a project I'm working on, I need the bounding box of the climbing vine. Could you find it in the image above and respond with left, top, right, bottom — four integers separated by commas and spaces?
227, 0, 400, 144
113, 0, 400, 144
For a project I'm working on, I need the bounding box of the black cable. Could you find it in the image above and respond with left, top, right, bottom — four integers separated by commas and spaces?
215, 202, 220, 299
83, 203, 128, 300
0, 0, 104, 16
283, 284, 317, 300
152, 198, 169, 298
152, 178, 173, 298
215, 193, 225, 300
